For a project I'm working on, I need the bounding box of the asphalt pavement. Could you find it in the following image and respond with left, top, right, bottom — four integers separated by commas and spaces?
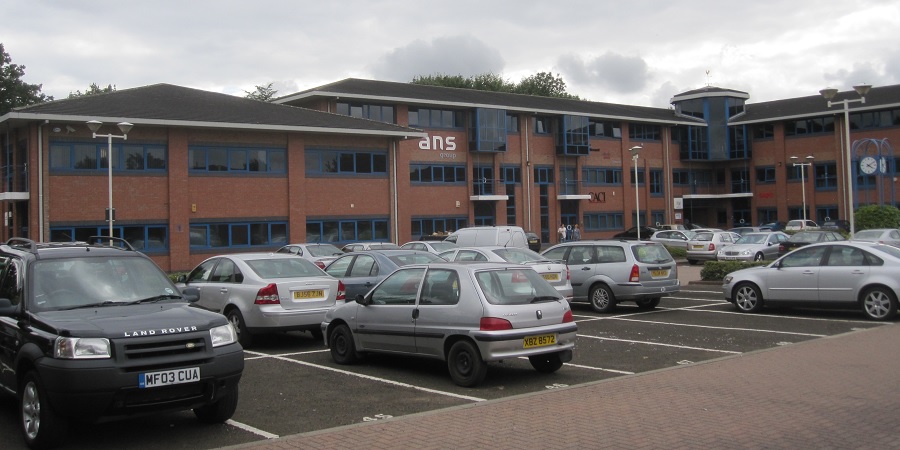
225, 262, 900, 449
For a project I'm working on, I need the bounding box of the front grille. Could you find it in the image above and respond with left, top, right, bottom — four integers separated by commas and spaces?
123, 337, 207, 360
114, 333, 211, 372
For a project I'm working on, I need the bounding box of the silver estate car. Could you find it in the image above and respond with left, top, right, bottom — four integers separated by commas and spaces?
717, 232, 789, 262
322, 262, 577, 387
438, 246, 573, 301
686, 231, 741, 265
541, 240, 679, 312
180, 253, 343, 347
723, 242, 900, 320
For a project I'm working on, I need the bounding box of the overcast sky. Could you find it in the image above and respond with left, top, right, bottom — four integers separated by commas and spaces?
4, 0, 898, 108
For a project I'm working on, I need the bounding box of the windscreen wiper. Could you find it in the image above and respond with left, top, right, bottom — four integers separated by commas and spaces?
127, 294, 184, 305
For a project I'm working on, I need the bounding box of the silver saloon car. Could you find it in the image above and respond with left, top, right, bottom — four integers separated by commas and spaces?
322, 262, 577, 387
438, 246, 573, 301
180, 253, 343, 347
723, 242, 900, 320
717, 232, 789, 262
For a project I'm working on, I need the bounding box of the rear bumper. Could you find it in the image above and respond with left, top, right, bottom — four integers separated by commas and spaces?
471, 323, 577, 362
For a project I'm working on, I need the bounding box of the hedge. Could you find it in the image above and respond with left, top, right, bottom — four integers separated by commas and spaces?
698, 260, 769, 281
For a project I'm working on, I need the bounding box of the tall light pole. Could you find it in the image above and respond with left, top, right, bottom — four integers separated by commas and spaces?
86, 120, 133, 239
790, 155, 815, 222
629, 145, 643, 240
820, 84, 871, 237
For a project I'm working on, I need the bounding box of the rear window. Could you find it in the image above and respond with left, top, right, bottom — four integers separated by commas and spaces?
631, 244, 673, 264
389, 252, 443, 265
492, 248, 544, 263
246, 257, 323, 278
694, 232, 713, 241
307, 244, 343, 256
475, 268, 560, 305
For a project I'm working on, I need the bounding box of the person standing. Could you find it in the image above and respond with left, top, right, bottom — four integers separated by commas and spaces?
572, 224, 581, 241
558, 223, 566, 243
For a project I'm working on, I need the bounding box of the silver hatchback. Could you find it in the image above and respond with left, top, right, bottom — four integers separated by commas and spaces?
541, 240, 679, 312
322, 262, 577, 387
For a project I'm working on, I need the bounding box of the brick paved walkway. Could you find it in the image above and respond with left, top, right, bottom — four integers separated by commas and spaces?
228, 323, 900, 449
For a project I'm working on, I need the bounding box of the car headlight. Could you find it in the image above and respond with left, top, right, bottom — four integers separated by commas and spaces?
740, 250, 751, 256
717, 250, 725, 256
723, 275, 733, 284
210, 323, 237, 347
54, 337, 111, 359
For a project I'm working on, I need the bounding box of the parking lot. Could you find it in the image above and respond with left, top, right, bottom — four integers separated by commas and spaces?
0, 269, 891, 449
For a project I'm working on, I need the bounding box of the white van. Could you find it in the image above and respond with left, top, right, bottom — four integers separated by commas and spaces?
444, 226, 529, 249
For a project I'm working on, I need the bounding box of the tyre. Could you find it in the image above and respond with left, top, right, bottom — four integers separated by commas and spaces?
589, 284, 616, 313
226, 309, 253, 348
194, 384, 239, 423
447, 340, 487, 387
529, 352, 564, 373
733, 282, 763, 313
635, 297, 661, 310
329, 324, 360, 364
20, 371, 67, 449
753, 252, 765, 262
861, 287, 898, 321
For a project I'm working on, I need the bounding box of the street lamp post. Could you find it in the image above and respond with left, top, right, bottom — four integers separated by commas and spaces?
790, 155, 815, 222
629, 146, 643, 240
86, 120, 133, 239
820, 84, 871, 237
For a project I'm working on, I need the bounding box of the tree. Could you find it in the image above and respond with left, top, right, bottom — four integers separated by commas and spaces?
854, 204, 900, 230
244, 83, 278, 101
0, 43, 53, 115
411, 71, 579, 99
68, 83, 116, 98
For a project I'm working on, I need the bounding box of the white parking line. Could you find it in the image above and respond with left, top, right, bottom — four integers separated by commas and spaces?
226, 419, 279, 439
578, 334, 741, 354
606, 317, 827, 337
244, 349, 329, 360
658, 306, 881, 324
243, 350, 486, 402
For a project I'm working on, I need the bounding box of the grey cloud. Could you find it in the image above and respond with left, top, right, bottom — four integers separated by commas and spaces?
369, 35, 505, 82
557, 52, 649, 94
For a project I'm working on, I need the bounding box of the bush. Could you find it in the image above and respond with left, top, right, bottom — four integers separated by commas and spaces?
699, 260, 768, 281
665, 246, 686, 258
168, 272, 188, 283
855, 204, 900, 230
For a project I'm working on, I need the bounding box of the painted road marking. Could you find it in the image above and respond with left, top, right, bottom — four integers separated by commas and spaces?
226, 419, 279, 439
577, 334, 741, 354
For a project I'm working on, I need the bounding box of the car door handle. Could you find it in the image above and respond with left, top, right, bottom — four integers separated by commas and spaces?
219, 288, 228, 293
802, 271, 815, 275
581, 267, 591, 270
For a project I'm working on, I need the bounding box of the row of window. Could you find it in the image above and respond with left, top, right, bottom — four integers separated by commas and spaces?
50, 142, 166, 171
49, 225, 168, 252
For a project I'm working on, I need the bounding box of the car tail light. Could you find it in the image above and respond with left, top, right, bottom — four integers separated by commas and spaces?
254, 283, 280, 304
315, 260, 326, 269
708, 243, 716, 251
336, 280, 346, 302
562, 310, 574, 323
480, 317, 512, 331
778, 244, 785, 253
629, 264, 640, 282
566, 266, 570, 280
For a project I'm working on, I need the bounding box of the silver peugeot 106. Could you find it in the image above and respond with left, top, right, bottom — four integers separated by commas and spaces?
322, 262, 577, 387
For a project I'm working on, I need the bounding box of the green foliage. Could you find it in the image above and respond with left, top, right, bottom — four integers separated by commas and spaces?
412, 71, 580, 99
854, 204, 900, 230
0, 43, 53, 115
244, 82, 278, 101
68, 83, 116, 98
665, 246, 686, 258
168, 272, 188, 283
699, 260, 768, 281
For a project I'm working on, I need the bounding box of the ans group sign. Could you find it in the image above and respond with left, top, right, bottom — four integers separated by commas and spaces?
419, 135, 458, 159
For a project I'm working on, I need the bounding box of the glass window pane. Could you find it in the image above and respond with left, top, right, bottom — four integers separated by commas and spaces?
230, 149, 247, 171
356, 153, 372, 173
231, 224, 249, 246
146, 147, 166, 169
73, 144, 97, 169
249, 150, 267, 172
208, 149, 227, 171
123, 145, 144, 170
190, 149, 206, 170
190, 226, 208, 246
250, 223, 268, 245
269, 150, 285, 172
209, 224, 229, 247
50, 145, 71, 169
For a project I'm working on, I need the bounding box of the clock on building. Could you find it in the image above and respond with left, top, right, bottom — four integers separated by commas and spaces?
860, 156, 878, 175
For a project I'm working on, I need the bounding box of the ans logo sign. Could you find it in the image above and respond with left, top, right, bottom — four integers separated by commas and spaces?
419, 135, 457, 159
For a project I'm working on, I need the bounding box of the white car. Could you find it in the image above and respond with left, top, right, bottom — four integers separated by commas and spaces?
438, 246, 573, 301
179, 253, 343, 347
649, 230, 696, 249
851, 228, 900, 248
785, 219, 818, 231
400, 240, 458, 254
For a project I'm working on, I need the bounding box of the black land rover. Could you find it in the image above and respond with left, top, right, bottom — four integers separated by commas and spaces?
0, 238, 244, 449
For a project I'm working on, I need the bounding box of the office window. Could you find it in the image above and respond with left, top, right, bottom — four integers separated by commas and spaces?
409, 108, 464, 128
752, 124, 775, 139
588, 120, 622, 138
557, 115, 590, 155
306, 149, 387, 176
50, 225, 169, 252
410, 164, 466, 183
650, 170, 663, 195
629, 124, 661, 141
306, 219, 388, 243
470, 108, 508, 152
189, 146, 285, 173
756, 166, 776, 184
506, 114, 519, 133
50, 142, 167, 172
336, 102, 395, 123
190, 221, 287, 248
814, 162, 838, 190
583, 167, 622, 185
584, 213, 624, 230
534, 116, 553, 135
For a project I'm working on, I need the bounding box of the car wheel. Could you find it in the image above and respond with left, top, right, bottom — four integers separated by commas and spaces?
753, 252, 765, 262
194, 384, 239, 423
447, 340, 487, 387
733, 282, 763, 313
329, 324, 360, 364
861, 287, 898, 321
589, 284, 616, 313
226, 309, 253, 348
635, 297, 661, 309
687, 259, 698, 265
20, 371, 67, 449
529, 352, 564, 373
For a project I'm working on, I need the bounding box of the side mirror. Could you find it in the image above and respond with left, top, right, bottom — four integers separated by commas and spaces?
355, 294, 371, 306
181, 287, 200, 302
176, 274, 187, 283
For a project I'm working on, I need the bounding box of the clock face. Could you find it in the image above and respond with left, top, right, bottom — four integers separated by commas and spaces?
860, 156, 878, 175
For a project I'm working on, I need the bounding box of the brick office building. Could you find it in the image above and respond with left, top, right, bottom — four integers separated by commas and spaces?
1, 80, 899, 271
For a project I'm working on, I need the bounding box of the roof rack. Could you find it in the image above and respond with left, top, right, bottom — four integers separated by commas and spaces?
5, 237, 38, 253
